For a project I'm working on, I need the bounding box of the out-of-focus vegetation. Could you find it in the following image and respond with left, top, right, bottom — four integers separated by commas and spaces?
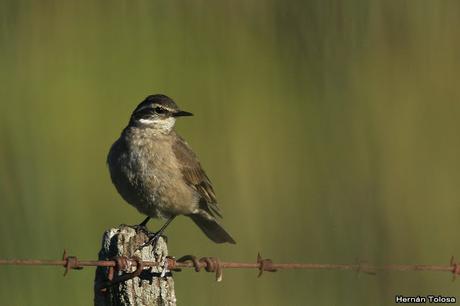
1, 1, 460, 305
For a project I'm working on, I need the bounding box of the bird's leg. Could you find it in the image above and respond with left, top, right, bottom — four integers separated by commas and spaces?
139, 216, 151, 227
138, 216, 176, 250
135, 216, 152, 234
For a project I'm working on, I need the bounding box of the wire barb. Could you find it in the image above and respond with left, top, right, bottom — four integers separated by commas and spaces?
62, 249, 83, 276
354, 259, 376, 276
257, 253, 277, 277
450, 256, 460, 281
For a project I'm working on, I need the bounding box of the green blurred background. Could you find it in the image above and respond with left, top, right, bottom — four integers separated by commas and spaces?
1, 1, 460, 305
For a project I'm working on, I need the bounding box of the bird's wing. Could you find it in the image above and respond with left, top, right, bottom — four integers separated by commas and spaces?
172, 134, 223, 218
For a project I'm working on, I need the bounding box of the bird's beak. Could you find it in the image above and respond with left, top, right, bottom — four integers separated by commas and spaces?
173, 110, 194, 117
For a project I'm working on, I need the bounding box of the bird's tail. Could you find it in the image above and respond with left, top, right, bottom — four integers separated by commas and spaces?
190, 214, 236, 244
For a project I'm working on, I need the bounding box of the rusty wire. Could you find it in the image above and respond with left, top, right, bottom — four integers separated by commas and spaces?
1, 250, 460, 286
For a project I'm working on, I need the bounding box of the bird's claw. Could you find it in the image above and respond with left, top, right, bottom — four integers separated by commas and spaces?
136, 232, 168, 252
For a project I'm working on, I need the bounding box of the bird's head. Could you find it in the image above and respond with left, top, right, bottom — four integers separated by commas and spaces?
129, 94, 193, 133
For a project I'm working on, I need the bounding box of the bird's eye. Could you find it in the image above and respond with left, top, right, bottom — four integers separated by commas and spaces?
154, 107, 166, 114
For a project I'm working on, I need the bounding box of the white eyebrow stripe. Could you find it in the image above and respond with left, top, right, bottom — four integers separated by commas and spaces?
139, 118, 155, 124
152, 104, 175, 112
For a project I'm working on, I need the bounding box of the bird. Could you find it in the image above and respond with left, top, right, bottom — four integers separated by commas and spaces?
107, 94, 236, 245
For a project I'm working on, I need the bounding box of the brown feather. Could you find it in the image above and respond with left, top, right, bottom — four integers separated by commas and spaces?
172, 133, 223, 218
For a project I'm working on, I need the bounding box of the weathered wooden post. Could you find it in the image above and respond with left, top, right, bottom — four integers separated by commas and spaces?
94, 225, 176, 306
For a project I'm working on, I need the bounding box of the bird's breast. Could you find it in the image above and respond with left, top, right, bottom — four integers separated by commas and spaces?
108, 131, 198, 218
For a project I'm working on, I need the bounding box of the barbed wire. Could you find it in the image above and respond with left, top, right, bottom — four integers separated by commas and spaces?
1, 250, 460, 287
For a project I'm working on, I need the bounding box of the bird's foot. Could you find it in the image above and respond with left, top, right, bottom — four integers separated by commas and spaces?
135, 216, 174, 251
137, 232, 168, 251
